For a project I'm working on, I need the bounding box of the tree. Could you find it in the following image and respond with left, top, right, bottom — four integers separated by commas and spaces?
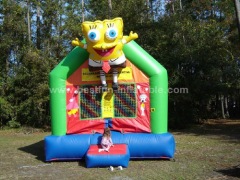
160, 0, 240, 125
0, 0, 239, 129
0, 0, 28, 127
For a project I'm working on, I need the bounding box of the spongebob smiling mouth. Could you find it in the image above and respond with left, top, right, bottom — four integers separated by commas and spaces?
94, 47, 115, 57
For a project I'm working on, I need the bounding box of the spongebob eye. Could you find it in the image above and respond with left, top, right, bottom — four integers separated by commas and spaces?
88, 29, 100, 42
106, 27, 118, 40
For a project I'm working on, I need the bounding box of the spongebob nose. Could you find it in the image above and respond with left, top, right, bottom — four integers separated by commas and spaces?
93, 43, 106, 49
101, 44, 107, 49
93, 42, 116, 50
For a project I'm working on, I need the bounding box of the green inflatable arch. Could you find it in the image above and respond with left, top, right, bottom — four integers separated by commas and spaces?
49, 41, 168, 135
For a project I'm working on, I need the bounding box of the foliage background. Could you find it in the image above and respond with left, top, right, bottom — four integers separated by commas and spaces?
0, 0, 239, 129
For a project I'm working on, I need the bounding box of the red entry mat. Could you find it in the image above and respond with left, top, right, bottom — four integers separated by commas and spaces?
87, 144, 127, 155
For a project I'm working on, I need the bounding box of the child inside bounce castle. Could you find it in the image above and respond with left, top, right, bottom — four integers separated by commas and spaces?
99, 127, 114, 152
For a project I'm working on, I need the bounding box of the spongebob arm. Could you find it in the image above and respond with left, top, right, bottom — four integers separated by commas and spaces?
72, 38, 87, 49
122, 31, 138, 44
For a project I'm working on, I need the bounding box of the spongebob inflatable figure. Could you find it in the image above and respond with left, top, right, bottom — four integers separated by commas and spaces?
72, 17, 138, 92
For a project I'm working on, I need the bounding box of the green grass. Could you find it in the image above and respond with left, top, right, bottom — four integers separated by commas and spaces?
0, 120, 240, 180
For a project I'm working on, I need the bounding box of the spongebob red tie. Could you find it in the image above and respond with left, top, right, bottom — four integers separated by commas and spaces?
102, 60, 111, 73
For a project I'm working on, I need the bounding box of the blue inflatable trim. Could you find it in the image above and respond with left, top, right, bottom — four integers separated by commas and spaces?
44, 131, 175, 161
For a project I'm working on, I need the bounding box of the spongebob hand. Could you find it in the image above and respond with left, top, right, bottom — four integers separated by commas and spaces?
72, 38, 85, 48
123, 31, 138, 44
129, 31, 138, 41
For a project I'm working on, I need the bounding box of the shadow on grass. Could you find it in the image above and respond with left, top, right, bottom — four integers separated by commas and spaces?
18, 140, 45, 162
78, 160, 86, 168
215, 164, 240, 178
173, 119, 240, 143
18, 141, 88, 167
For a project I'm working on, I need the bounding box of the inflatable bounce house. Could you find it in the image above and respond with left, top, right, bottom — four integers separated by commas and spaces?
44, 17, 175, 168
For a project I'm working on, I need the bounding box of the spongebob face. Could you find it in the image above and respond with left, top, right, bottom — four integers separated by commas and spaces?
82, 17, 124, 61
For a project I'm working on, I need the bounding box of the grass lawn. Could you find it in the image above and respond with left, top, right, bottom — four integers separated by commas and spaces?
0, 119, 239, 180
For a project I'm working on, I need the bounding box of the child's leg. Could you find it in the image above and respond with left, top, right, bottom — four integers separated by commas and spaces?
99, 145, 110, 152
105, 145, 111, 152
98, 148, 109, 152
98, 148, 104, 152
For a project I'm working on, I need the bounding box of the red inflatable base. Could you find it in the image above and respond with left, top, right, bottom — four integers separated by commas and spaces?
86, 144, 130, 168
88, 144, 127, 155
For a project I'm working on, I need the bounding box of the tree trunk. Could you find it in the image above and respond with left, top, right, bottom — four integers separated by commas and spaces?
221, 95, 225, 119
27, 0, 31, 43
234, 0, 240, 39
224, 96, 229, 118
108, 0, 112, 18
172, 2, 175, 14
150, 0, 154, 21
36, 3, 41, 49
179, 0, 183, 11
82, 0, 85, 22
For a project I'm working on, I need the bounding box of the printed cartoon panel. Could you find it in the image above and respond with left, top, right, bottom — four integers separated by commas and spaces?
114, 84, 136, 118
66, 85, 79, 120
66, 85, 104, 134
79, 85, 102, 119
112, 83, 150, 133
